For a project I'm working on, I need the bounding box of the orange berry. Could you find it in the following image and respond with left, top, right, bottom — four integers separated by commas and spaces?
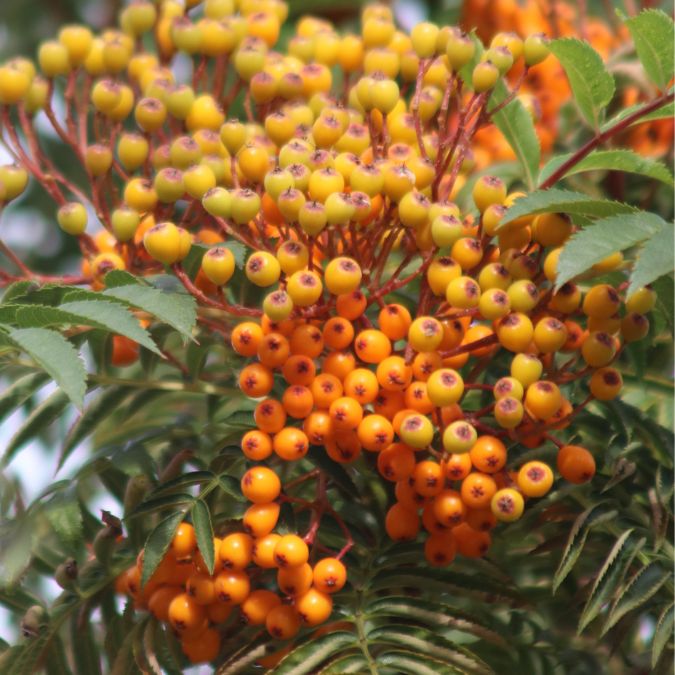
277, 562, 313, 597
557, 445, 596, 484
460, 472, 497, 509
385, 502, 420, 541
517, 461, 554, 497
469, 436, 507, 474
312, 558, 347, 594
296, 588, 333, 626
241, 467, 281, 503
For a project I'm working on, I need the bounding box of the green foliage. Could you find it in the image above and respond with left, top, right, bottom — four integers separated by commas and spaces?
490, 82, 541, 190
623, 10, 674, 91
539, 149, 673, 186
548, 39, 615, 130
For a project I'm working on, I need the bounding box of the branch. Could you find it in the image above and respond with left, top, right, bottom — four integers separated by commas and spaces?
539, 90, 675, 189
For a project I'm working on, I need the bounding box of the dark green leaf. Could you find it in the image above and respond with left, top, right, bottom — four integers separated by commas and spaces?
549, 38, 615, 129
71, 610, 103, 675
6, 328, 86, 408
499, 189, 636, 229
367, 625, 493, 674
490, 81, 540, 189
578, 530, 643, 632
271, 631, 356, 675
44, 492, 83, 552
378, 650, 462, 675
2, 389, 71, 467
102, 285, 196, 341
627, 222, 675, 297
539, 149, 673, 186
625, 10, 674, 90
603, 563, 670, 633
59, 386, 131, 470
191, 500, 215, 575
141, 511, 186, 588
553, 503, 618, 592
556, 212, 666, 288
652, 602, 674, 668
0, 371, 50, 423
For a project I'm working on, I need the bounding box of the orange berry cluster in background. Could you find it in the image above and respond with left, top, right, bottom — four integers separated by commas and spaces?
117, 521, 345, 663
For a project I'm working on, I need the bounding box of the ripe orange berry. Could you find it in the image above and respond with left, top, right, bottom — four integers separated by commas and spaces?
525, 381, 563, 421
323, 317, 355, 350
443, 452, 473, 481
344, 368, 380, 405
266, 605, 302, 639
432, 489, 466, 526
296, 588, 333, 626
377, 442, 415, 481
239, 363, 274, 398
357, 414, 394, 451
186, 573, 217, 605
282, 383, 315, 421
452, 522, 491, 558
589, 367, 623, 400
385, 502, 420, 541
277, 561, 314, 597
168, 592, 207, 633
241, 467, 281, 503
557, 445, 596, 484
312, 557, 347, 594
413, 460, 444, 497
378, 304, 412, 341
181, 626, 220, 664
461, 472, 498, 510
376, 356, 413, 392
336, 290, 367, 320
214, 570, 250, 604
290, 323, 324, 357
354, 329, 392, 363
220, 533, 254, 570
469, 436, 507, 474
254, 398, 286, 434
241, 590, 281, 625
231, 322, 264, 357
171, 523, 197, 559
329, 396, 364, 431
274, 534, 309, 568
424, 532, 457, 566
243, 502, 280, 538
325, 431, 362, 463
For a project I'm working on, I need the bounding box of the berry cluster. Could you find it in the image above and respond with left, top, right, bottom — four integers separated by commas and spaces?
117, 521, 345, 663
0, 0, 656, 666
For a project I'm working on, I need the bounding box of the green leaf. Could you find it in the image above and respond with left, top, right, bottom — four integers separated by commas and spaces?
1, 281, 38, 304
555, 212, 667, 288
59, 300, 160, 354
499, 189, 636, 229
367, 626, 493, 674
59, 386, 131, 471
625, 10, 674, 90
539, 149, 673, 186
102, 284, 196, 341
44, 492, 83, 552
603, 562, 670, 633
653, 274, 674, 334
191, 500, 215, 575
10, 301, 160, 356
378, 650, 462, 675
553, 503, 618, 592
71, 609, 103, 675
2, 389, 71, 467
0, 371, 50, 423
6, 328, 86, 408
652, 602, 674, 668
271, 632, 356, 675
627, 221, 675, 297
141, 511, 186, 588
490, 81, 540, 189
601, 99, 674, 131
549, 38, 615, 129
578, 530, 644, 632
367, 597, 506, 646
